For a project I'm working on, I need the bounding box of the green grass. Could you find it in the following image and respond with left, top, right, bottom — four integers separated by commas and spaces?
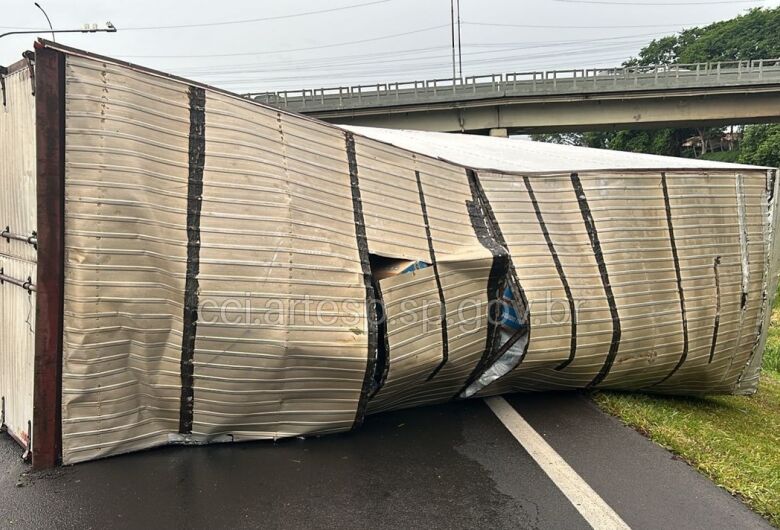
592, 298, 780, 526
763, 305, 780, 374
594, 375, 780, 526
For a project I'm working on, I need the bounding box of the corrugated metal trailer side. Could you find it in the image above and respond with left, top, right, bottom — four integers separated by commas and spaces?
1, 40, 777, 467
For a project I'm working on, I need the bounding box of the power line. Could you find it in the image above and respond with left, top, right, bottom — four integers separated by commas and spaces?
0, 16, 709, 33
147, 30, 664, 72
1, 0, 395, 31
212, 52, 636, 89
469, 31, 666, 47
214, 53, 636, 89
0, 25, 47, 30
176, 39, 650, 78
175, 46, 453, 72
114, 24, 450, 58
199, 44, 648, 86
463, 20, 706, 29
120, 0, 395, 30
103, 15, 703, 61
174, 38, 636, 74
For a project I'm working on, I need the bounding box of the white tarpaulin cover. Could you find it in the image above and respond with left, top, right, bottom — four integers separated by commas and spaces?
1, 42, 778, 464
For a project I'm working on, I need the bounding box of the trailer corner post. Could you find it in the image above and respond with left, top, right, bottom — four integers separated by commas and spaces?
32, 45, 65, 470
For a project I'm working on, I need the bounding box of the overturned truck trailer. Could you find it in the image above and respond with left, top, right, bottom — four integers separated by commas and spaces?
1, 41, 778, 467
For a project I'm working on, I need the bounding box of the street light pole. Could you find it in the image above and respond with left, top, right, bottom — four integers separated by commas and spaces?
0, 23, 117, 41
34, 2, 56, 42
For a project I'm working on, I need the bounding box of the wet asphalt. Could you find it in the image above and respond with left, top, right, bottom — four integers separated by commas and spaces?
0, 393, 771, 530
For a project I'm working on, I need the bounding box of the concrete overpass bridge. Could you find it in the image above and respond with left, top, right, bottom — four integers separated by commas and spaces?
246, 60, 780, 135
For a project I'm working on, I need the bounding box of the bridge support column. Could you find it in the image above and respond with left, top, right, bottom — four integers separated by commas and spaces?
489, 128, 508, 138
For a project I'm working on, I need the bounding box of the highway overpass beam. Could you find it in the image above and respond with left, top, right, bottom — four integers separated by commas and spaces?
312, 91, 780, 134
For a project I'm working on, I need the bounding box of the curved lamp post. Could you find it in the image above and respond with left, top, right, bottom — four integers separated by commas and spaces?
34, 2, 56, 42
1, 22, 117, 41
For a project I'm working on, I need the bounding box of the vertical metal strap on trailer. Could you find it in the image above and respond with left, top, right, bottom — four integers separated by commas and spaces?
32, 43, 66, 470
23, 51, 36, 96
0, 65, 8, 107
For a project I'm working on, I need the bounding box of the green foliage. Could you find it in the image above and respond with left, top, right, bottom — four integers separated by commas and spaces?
765, 319, 780, 374
606, 129, 692, 157
625, 7, 780, 66
528, 133, 584, 146
529, 132, 612, 149
761, 291, 780, 375
700, 150, 741, 163
534, 8, 780, 161
624, 31, 703, 67
739, 124, 780, 168
678, 8, 780, 63
532, 129, 694, 156
580, 132, 611, 149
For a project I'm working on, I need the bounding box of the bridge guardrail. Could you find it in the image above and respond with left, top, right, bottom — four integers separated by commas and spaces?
245, 59, 780, 112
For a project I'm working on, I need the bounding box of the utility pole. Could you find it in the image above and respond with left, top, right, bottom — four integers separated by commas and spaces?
450, 0, 457, 82
457, 0, 463, 79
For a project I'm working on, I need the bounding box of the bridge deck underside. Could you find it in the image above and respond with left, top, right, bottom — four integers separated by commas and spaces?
298, 88, 780, 134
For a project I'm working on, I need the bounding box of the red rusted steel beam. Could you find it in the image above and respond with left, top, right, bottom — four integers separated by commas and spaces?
32, 44, 65, 470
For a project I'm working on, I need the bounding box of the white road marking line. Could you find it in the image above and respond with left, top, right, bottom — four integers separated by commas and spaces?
485, 396, 631, 530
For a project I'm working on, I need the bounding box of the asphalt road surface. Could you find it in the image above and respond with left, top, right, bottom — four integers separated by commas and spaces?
0, 392, 771, 529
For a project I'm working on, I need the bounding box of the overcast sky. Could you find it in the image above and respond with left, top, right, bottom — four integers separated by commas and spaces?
2, 0, 779, 93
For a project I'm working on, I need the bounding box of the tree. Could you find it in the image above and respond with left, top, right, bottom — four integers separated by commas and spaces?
534, 7, 780, 161
531, 129, 693, 156
529, 132, 611, 148
529, 133, 584, 146
625, 7, 780, 66
739, 124, 780, 168
608, 129, 695, 157
676, 8, 780, 63
623, 31, 703, 67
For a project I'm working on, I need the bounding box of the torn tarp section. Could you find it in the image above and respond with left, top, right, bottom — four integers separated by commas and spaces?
461, 286, 529, 398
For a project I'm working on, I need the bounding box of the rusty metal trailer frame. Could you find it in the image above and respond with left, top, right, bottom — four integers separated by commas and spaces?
31, 44, 65, 469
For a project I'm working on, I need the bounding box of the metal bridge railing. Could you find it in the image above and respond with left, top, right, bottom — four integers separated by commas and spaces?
244, 59, 780, 112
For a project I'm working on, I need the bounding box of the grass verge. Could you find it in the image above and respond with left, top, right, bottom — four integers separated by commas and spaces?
593, 372, 780, 526
593, 296, 780, 528
594, 295, 780, 526
762, 306, 780, 373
